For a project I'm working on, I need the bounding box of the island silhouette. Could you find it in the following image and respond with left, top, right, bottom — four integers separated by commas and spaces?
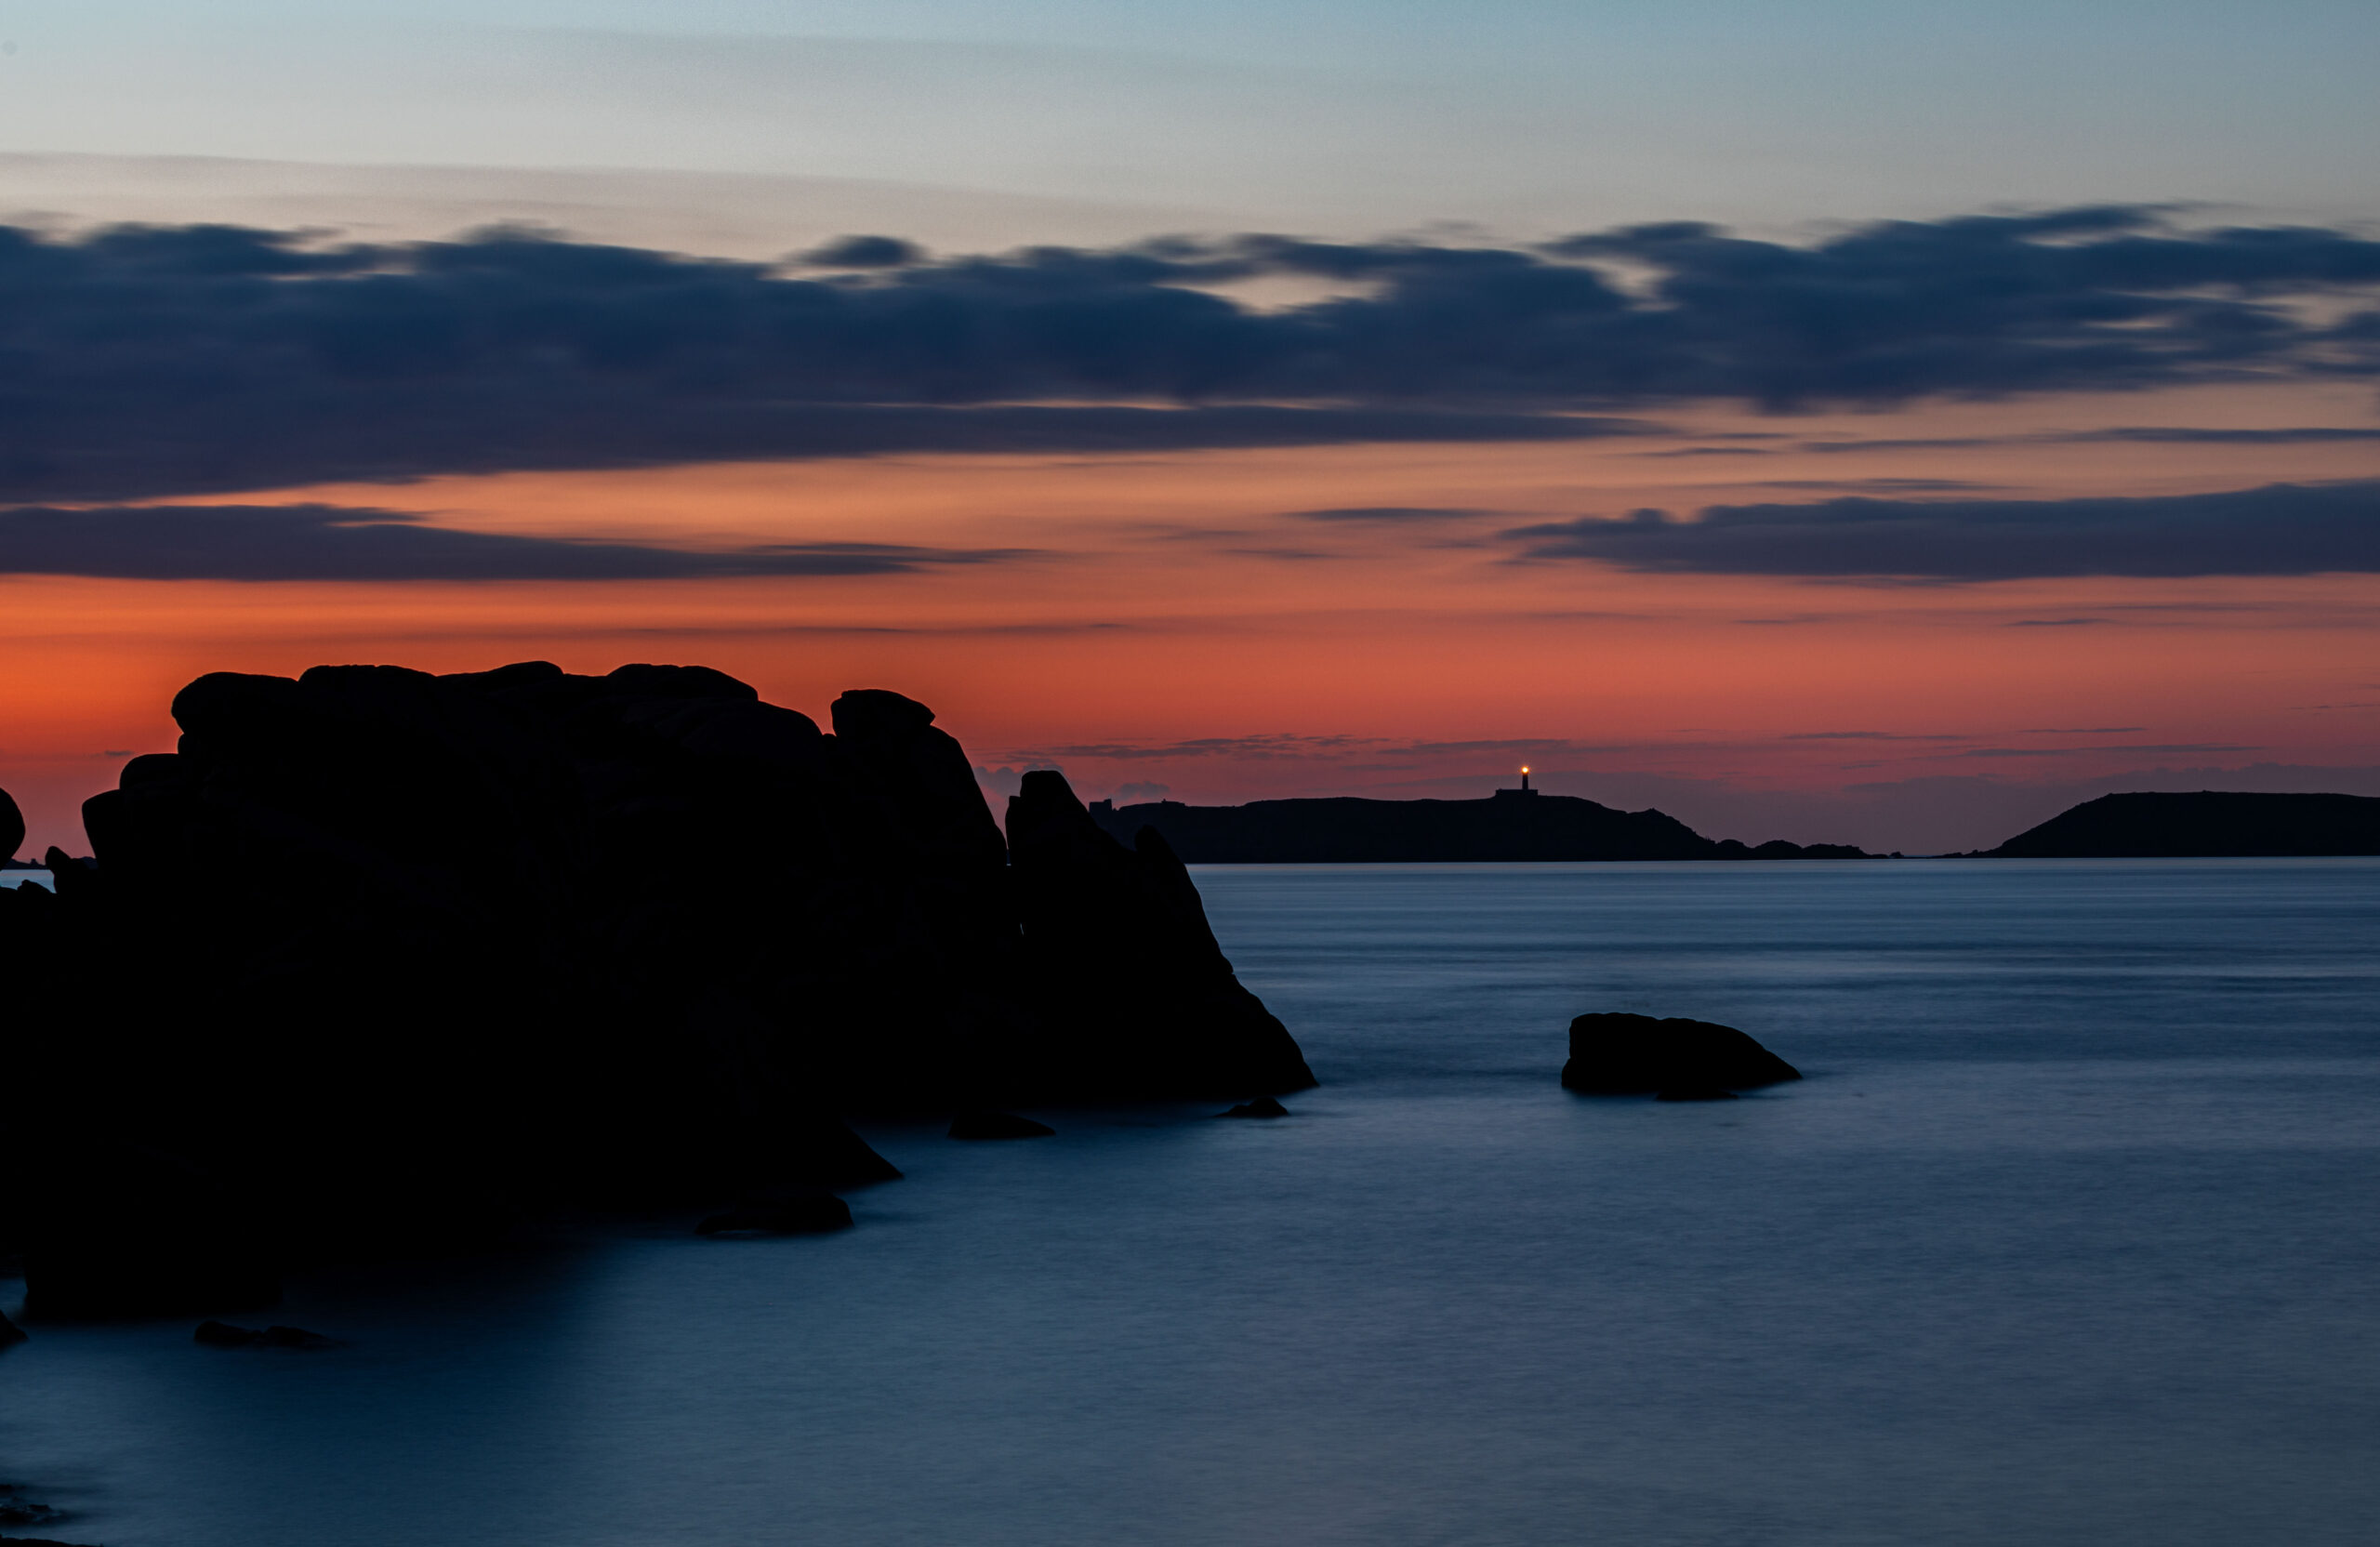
1974, 790, 2380, 857
1086, 786, 1872, 863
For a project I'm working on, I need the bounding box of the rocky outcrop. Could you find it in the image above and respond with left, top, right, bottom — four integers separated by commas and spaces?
1560, 1013, 1802, 1096
0, 668, 1310, 1316
0, 784, 20, 862
0, 1312, 25, 1347
1008, 771, 1318, 1100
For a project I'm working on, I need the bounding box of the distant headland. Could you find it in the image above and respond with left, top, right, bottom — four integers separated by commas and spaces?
1970, 791, 2380, 858
1087, 783, 1873, 864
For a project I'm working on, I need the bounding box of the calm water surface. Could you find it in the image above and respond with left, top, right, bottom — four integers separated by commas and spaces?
5, 859, 2377, 1546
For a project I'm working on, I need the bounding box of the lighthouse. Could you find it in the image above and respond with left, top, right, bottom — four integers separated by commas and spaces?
1495, 763, 1540, 800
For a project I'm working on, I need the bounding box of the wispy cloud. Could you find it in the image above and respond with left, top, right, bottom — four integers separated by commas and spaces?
0, 503, 1030, 582
1504, 481, 2380, 581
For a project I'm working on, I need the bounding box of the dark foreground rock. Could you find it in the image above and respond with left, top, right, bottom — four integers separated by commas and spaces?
948, 1111, 1055, 1140
1218, 1097, 1289, 1118
1561, 1013, 1803, 1095
0, 667, 1311, 1316
0, 1312, 25, 1347
0, 785, 21, 864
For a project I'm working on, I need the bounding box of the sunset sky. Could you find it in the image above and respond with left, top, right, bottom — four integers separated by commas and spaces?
3, 0, 2377, 853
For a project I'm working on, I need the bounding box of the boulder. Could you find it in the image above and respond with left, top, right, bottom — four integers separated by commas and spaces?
1561, 1013, 1802, 1095
695, 1197, 853, 1236
0, 783, 21, 862
1218, 1097, 1290, 1118
0, 1312, 25, 1347
948, 1111, 1055, 1141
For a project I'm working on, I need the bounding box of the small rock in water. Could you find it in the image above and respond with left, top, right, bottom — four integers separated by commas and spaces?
948, 1110, 1056, 1141
194, 1321, 342, 1349
0, 1483, 63, 1530
0, 1312, 26, 1347
1655, 1087, 1739, 1102
1562, 1012, 1802, 1096
695, 1197, 853, 1236
1218, 1097, 1290, 1118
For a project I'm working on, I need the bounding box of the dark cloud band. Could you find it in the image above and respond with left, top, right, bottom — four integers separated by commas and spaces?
0, 504, 1022, 582
1505, 481, 2380, 581
0, 206, 2374, 500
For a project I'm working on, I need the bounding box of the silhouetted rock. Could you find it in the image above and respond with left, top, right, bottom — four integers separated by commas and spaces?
1981, 790, 2380, 857
1218, 1097, 1290, 1118
193, 1321, 342, 1349
1561, 1013, 1803, 1095
3, 662, 1309, 1293
1009, 772, 1317, 1099
0, 1312, 24, 1347
19, 1144, 281, 1319
948, 1110, 1055, 1140
0, 784, 21, 862
695, 1197, 854, 1236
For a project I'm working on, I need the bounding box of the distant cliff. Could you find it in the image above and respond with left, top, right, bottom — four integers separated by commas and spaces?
1983, 791, 2380, 857
1087, 793, 1871, 864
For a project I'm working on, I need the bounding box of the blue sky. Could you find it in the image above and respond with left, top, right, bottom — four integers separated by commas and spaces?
3, 1, 2373, 241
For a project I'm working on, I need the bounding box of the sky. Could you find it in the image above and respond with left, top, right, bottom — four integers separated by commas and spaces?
2, 0, 2376, 854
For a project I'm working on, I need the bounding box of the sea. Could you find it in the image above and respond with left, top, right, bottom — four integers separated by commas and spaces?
4, 858, 2376, 1547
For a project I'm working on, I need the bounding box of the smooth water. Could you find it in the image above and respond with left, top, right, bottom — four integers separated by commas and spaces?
5, 859, 2377, 1547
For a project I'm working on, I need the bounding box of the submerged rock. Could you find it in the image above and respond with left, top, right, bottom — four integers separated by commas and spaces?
1218, 1097, 1290, 1118
1561, 1013, 1802, 1096
0, 1484, 63, 1530
695, 1197, 853, 1236
947, 1111, 1055, 1141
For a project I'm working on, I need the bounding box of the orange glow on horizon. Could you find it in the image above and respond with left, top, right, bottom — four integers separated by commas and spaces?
4, 381, 2377, 854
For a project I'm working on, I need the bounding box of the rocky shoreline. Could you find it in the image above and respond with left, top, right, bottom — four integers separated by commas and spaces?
0, 662, 1315, 1319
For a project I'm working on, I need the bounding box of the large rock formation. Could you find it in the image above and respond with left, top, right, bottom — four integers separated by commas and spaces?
1560, 1013, 1802, 1096
0, 665, 1312, 1316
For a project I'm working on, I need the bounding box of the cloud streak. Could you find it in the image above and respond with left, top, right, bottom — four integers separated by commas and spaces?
0, 504, 1024, 582
1, 207, 2375, 499
1505, 481, 2380, 581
